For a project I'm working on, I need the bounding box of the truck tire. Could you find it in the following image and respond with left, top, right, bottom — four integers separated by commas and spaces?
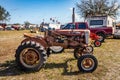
77, 54, 98, 73
97, 33, 105, 42
94, 40, 102, 47
15, 41, 47, 72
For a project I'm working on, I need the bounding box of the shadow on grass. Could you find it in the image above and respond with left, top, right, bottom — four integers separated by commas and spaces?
0, 60, 24, 76
0, 58, 82, 76
44, 58, 82, 75
106, 37, 120, 40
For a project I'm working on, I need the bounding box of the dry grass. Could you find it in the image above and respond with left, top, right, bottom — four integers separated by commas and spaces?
0, 30, 120, 80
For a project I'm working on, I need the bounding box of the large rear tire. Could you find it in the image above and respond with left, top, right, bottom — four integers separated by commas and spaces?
15, 41, 47, 71
77, 54, 98, 73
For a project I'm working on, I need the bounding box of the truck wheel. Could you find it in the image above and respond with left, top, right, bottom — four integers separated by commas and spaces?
77, 54, 98, 73
94, 40, 101, 47
97, 33, 105, 42
15, 41, 47, 71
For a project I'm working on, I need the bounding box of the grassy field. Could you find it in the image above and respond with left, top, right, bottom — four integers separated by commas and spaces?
0, 30, 120, 80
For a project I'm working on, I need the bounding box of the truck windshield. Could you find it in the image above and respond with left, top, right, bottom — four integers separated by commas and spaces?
90, 20, 103, 26
62, 23, 75, 29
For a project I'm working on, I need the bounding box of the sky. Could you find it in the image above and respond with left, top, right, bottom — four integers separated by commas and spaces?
0, 0, 81, 24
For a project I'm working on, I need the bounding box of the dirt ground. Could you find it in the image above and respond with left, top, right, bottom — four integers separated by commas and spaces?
0, 30, 120, 80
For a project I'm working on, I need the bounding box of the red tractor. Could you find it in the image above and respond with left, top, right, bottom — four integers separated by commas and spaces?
90, 32, 102, 47
15, 29, 98, 73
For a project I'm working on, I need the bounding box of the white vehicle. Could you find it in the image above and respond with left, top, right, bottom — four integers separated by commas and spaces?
113, 27, 120, 38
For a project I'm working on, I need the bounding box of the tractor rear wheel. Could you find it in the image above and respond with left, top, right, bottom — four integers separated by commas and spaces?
15, 41, 47, 71
77, 54, 98, 73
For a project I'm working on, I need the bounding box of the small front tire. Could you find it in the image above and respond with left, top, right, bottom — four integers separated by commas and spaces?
74, 46, 93, 59
77, 54, 98, 73
94, 40, 102, 47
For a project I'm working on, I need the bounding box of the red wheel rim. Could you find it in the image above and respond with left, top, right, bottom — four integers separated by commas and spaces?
95, 41, 100, 46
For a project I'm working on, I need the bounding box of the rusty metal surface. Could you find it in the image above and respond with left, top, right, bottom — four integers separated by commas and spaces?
21, 29, 90, 50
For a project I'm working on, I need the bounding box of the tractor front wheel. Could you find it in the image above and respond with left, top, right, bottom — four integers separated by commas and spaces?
74, 46, 93, 59
77, 54, 98, 73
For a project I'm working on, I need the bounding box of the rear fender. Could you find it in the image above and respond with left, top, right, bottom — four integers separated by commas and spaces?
90, 33, 100, 40
21, 37, 48, 49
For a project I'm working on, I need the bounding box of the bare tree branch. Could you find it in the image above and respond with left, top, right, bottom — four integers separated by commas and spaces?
76, 0, 120, 19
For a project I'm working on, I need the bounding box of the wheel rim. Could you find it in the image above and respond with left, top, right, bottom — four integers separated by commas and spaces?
20, 48, 40, 68
86, 46, 93, 53
95, 41, 100, 46
81, 58, 95, 71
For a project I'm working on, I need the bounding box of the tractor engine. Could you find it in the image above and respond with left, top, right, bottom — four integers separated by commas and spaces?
45, 30, 90, 48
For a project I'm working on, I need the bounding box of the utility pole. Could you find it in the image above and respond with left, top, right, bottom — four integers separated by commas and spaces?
72, 7, 75, 23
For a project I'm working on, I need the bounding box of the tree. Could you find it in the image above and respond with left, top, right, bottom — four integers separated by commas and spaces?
76, 0, 120, 19
0, 5, 10, 22
24, 21, 31, 29
13, 23, 20, 25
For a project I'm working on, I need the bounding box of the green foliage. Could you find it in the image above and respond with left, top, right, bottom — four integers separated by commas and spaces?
0, 5, 10, 21
24, 21, 31, 26
76, 0, 120, 19
13, 23, 20, 25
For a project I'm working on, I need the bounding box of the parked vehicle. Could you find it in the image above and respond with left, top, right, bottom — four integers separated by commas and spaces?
5, 27, 15, 30
15, 29, 98, 73
11, 25, 20, 30
61, 21, 115, 42
0, 26, 4, 31
0, 23, 6, 30
86, 16, 116, 41
113, 28, 120, 38
90, 32, 102, 47
40, 27, 53, 32
30, 27, 39, 33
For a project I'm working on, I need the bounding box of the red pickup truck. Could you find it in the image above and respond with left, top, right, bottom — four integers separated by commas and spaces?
61, 22, 115, 42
